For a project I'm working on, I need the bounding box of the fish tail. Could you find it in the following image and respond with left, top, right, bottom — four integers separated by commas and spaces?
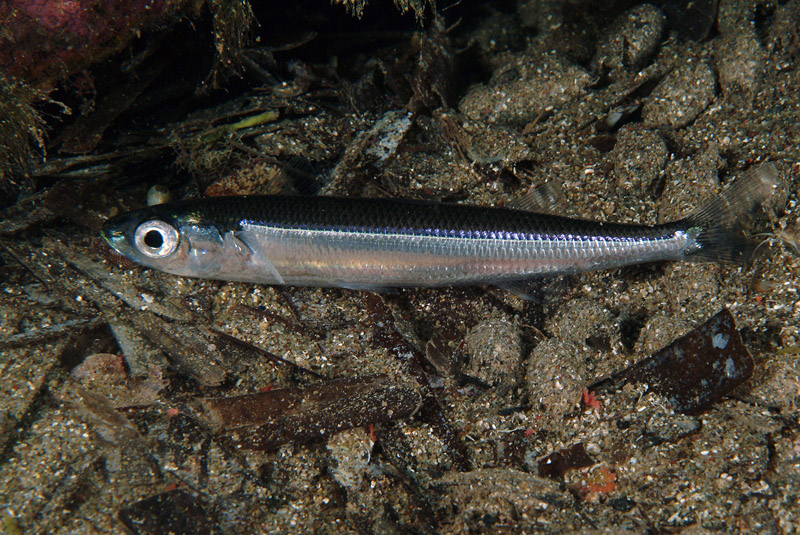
682, 162, 781, 263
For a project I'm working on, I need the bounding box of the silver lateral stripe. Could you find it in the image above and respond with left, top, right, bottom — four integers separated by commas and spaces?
238, 221, 686, 285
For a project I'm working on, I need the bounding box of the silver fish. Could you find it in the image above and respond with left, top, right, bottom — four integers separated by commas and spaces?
101, 163, 779, 291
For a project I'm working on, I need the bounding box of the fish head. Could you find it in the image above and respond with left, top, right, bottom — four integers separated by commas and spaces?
101, 206, 226, 278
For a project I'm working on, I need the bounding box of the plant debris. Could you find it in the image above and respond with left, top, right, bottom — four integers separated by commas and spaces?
593, 308, 755, 414
118, 490, 217, 535
202, 374, 422, 451
538, 442, 595, 479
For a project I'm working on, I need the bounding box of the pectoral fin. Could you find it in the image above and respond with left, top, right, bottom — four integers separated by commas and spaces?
229, 231, 286, 285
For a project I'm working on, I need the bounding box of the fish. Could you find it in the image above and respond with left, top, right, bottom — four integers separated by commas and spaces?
101, 163, 780, 292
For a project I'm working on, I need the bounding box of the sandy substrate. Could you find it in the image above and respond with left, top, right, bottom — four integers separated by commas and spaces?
1, 1, 799, 533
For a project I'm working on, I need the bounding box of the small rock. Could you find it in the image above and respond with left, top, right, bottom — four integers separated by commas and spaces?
635, 313, 693, 355
715, 28, 767, 107
460, 52, 590, 126
464, 314, 523, 387
436, 468, 573, 530
146, 184, 172, 206
468, 11, 526, 70
645, 411, 702, 444
326, 428, 374, 490
612, 126, 669, 198
526, 338, 586, 419
550, 298, 616, 348
642, 62, 716, 129
768, 0, 800, 62
592, 4, 666, 79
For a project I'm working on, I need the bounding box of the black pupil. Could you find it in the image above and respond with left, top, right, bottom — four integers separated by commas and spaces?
144, 229, 164, 249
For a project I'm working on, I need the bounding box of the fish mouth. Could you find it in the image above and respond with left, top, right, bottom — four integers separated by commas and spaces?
100, 223, 122, 251
100, 215, 136, 257
99, 225, 114, 248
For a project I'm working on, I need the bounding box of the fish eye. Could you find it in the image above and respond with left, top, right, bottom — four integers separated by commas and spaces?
134, 220, 179, 258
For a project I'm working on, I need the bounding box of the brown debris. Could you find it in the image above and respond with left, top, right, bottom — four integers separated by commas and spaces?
538, 442, 595, 479
201, 374, 422, 451
408, 16, 455, 112
321, 109, 414, 196
125, 309, 227, 387
595, 308, 755, 414
118, 489, 217, 535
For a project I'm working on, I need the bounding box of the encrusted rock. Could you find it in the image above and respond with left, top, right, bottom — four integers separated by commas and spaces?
464, 314, 523, 387
460, 52, 590, 126
550, 298, 616, 348
526, 338, 586, 420
326, 428, 374, 490
612, 126, 669, 198
715, 28, 767, 107
642, 62, 716, 129
592, 4, 666, 79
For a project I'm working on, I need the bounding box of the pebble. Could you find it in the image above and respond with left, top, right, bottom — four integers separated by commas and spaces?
146, 184, 172, 206
657, 146, 722, 222
591, 4, 666, 79
635, 313, 693, 355
612, 126, 669, 198
715, 27, 767, 107
464, 314, 523, 387
642, 61, 716, 129
526, 338, 586, 421
326, 428, 374, 490
467, 11, 526, 70
645, 411, 702, 444
460, 52, 590, 126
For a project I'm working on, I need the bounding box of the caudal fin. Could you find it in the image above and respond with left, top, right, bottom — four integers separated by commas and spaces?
683, 162, 782, 263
